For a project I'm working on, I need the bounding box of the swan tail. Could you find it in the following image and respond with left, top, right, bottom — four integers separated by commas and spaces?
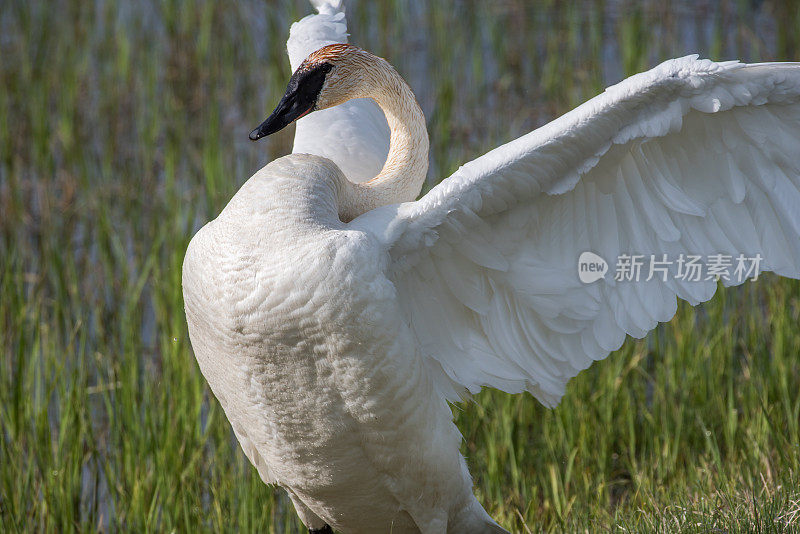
448, 499, 511, 534
288, 1, 348, 70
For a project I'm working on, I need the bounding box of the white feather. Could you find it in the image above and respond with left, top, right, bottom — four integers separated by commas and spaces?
288, 0, 390, 183
354, 56, 800, 406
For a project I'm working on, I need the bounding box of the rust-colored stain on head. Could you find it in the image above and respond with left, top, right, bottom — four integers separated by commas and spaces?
305, 43, 356, 64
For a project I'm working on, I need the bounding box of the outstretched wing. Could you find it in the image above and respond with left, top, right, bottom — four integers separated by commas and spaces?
353, 56, 800, 406
288, 0, 390, 182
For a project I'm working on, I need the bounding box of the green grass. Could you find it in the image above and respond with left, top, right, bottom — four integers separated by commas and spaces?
1, 0, 799, 532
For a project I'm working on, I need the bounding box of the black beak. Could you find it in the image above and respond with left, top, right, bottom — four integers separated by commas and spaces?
248, 92, 313, 141
249, 62, 333, 142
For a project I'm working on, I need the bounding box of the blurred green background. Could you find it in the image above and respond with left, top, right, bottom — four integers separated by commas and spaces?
1, 0, 799, 532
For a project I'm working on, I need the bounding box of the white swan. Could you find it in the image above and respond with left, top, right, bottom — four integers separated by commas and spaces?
182, 2, 800, 533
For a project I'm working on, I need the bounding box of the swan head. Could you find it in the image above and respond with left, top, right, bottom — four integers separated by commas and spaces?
249, 44, 374, 141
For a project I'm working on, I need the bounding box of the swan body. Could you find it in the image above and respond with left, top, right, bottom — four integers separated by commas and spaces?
183, 155, 499, 533
183, 2, 800, 532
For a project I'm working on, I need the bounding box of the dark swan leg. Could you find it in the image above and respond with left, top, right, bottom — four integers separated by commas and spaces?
308, 526, 333, 534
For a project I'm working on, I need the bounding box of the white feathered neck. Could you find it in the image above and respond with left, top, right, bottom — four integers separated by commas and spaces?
304, 45, 429, 221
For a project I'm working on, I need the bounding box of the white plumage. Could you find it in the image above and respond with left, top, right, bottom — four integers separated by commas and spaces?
289, 0, 389, 183
182, 2, 800, 532
375, 57, 800, 406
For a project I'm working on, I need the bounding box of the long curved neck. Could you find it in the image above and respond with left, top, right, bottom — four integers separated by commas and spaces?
339, 60, 429, 221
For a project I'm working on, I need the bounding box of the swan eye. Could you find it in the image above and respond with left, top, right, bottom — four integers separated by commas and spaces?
249, 62, 334, 141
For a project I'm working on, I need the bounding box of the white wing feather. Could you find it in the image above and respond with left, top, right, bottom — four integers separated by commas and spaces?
288, 0, 390, 183
353, 56, 800, 406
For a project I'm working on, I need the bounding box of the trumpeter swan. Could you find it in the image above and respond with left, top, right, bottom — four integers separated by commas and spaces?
182, 2, 800, 532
